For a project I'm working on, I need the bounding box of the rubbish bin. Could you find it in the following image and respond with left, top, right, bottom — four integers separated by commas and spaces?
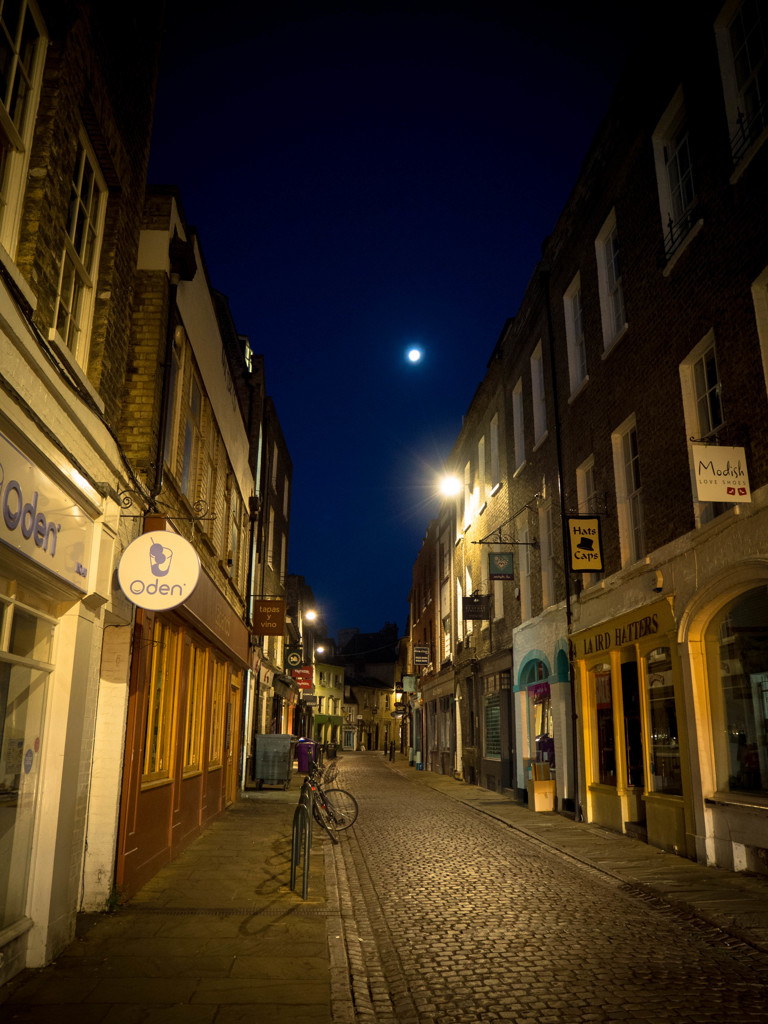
325, 742, 337, 759
296, 739, 318, 774
252, 734, 295, 789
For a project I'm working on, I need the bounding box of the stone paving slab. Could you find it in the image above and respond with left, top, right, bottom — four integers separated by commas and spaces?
0, 776, 337, 1023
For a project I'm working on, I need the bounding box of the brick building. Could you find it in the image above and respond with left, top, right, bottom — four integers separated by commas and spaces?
114, 188, 254, 899
0, 1, 162, 984
408, 0, 768, 872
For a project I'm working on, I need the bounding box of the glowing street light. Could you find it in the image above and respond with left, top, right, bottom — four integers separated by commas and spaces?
439, 474, 461, 498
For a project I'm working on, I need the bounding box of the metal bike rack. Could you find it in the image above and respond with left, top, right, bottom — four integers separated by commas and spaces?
290, 778, 313, 900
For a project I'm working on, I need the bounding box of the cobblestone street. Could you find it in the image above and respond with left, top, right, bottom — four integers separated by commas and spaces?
330, 754, 768, 1024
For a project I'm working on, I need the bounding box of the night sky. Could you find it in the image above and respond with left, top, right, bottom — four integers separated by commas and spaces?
147, 1, 637, 638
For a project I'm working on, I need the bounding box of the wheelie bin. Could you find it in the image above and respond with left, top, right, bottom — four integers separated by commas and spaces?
296, 738, 318, 773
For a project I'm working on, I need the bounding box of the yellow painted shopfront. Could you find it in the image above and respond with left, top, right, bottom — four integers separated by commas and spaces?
572, 598, 695, 858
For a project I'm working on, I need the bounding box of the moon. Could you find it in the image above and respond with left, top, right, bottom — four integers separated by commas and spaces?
407, 347, 422, 363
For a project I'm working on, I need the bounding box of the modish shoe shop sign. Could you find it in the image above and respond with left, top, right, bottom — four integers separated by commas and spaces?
691, 444, 751, 503
118, 531, 201, 610
0, 431, 93, 591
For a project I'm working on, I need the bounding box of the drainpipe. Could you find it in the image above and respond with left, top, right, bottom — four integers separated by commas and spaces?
540, 264, 581, 820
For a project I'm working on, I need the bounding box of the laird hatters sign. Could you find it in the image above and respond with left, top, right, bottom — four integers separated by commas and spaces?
572, 600, 675, 658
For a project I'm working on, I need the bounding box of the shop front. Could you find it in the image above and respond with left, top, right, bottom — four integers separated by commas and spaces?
514, 643, 574, 812
572, 598, 692, 854
116, 556, 247, 899
678, 561, 768, 873
0, 425, 125, 983
422, 667, 456, 775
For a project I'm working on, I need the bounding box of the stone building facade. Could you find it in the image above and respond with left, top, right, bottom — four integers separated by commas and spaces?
0, 1, 162, 984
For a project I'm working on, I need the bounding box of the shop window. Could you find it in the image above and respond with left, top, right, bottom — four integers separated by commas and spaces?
708, 586, 768, 794
183, 643, 207, 774
465, 677, 476, 745
0, 594, 55, 929
208, 658, 226, 767
143, 620, 178, 782
646, 647, 682, 794
593, 664, 616, 785
484, 690, 501, 760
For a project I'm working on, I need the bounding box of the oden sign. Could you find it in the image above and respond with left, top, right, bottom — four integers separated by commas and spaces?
118, 531, 201, 610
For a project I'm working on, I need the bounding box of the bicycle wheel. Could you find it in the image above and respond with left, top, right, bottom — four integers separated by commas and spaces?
311, 789, 339, 843
322, 788, 358, 831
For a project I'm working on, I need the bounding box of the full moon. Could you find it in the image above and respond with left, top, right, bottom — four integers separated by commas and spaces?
407, 347, 422, 363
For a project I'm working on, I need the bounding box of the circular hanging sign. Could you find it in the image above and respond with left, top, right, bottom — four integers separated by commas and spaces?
117, 531, 201, 610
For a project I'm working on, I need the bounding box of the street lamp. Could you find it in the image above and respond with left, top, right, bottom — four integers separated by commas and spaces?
439, 474, 461, 498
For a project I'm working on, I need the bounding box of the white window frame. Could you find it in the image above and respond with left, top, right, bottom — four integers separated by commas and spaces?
652, 87, 701, 266
595, 209, 627, 353
512, 379, 525, 471
611, 415, 645, 566
752, 264, 768, 400
538, 503, 555, 609
530, 341, 547, 445
180, 370, 203, 501
715, 0, 768, 178
50, 128, 107, 370
517, 519, 532, 622
477, 435, 486, 503
463, 459, 472, 529
679, 330, 730, 527
563, 273, 587, 396
576, 456, 599, 587
0, 0, 47, 256
489, 412, 500, 490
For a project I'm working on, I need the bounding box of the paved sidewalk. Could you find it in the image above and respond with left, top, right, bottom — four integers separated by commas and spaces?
0, 775, 342, 1024
385, 753, 768, 954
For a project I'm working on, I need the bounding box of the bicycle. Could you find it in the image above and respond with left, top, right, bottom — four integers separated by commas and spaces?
307, 759, 358, 837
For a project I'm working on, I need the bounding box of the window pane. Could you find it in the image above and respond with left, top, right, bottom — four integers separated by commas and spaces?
9, 608, 54, 661
594, 667, 616, 785
646, 647, 682, 794
712, 586, 768, 794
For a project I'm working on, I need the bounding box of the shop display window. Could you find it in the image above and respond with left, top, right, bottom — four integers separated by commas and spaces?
183, 643, 207, 773
0, 593, 56, 929
646, 647, 682, 794
710, 586, 768, 794
593, 664, 616, 785
143, 620, 178, 782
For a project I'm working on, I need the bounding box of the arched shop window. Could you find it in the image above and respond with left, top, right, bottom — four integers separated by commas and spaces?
646, 647, 682, 794
707, 586, 768, 795
522, 659, 554, 767
592, 663, 616, 785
